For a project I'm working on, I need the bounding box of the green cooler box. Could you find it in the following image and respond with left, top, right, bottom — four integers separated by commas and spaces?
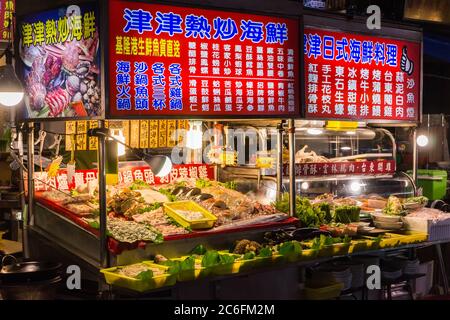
415, 169, 448, 200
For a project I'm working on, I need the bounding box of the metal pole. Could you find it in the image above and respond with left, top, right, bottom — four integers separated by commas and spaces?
98, 120, 109, 268
26, 123, 34, 225
276, 122, 283, 201
25, 122, 35, 258
412, 127, 418, 186
288, 119, 296, 217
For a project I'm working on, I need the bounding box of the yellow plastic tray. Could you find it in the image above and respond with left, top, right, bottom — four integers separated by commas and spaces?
298, 249, 319, 261
318, 243, 350, 258
169, 257, 211, 282
164, 200, 217, 229
100, 262, 176, 292
386, 231, 428, 245
349, 240, 370, 254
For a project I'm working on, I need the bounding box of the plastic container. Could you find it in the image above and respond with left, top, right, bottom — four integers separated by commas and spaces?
163, 200, 217, 229
304, 282, 344, 300
100, 262, 176, 292
349, 240, 370, 254
388, 231, 428, 245
402, 215, 450, 241
318, 243, 350, 258
170, 257, 211, 282
298, 249, 319, 262
414, 169, 447, 200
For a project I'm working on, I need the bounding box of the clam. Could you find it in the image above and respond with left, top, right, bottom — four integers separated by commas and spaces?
172, 186, 187, 196
213, 200, 227, 209
185, 188, 201, 198
195, 193, 213, 201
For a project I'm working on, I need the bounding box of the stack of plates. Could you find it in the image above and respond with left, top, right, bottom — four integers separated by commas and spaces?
371, 213, 404, 230
403, 259, 420, 275
334, 261, 365, 288
331, 267, 353, 291
316, 265, 353, 291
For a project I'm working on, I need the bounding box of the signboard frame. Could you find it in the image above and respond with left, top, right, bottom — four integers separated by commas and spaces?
104, 0, 302, 120
302, 13, 423, 125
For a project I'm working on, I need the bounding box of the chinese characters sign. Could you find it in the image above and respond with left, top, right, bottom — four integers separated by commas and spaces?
304, 27, 421, 121
0, 0, 14, 41
33, 164, 214, 191
20, 3, 101, 119
283, 160, 396, 177
109, 0, 300, 117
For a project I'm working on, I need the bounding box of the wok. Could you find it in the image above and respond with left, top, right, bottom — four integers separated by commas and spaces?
0, 256, 63, 283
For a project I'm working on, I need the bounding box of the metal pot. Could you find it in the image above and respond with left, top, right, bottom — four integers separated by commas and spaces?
0, 255, 63, 283
0, 276, 62, 300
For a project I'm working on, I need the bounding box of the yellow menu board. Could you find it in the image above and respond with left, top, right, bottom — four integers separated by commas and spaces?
76, 121, 87, 150
88, 121, 98, 150
149, 120, 159, 148
129, 120, 140, 148
159, 120, 167, 148
139, 120, 149, 149
167, 120, 177, 147
65, 121, 76, 151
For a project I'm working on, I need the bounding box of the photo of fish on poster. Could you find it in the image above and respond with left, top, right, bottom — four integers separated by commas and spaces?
19, 3, 101, 119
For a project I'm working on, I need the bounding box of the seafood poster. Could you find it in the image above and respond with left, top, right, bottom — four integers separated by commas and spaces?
304, 27, 421, 122
19, 3, 101, 119
108, 0, 299, 117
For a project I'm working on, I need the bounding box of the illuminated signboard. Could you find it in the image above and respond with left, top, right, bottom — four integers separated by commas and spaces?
0, 0, 14, 41
19, 3, 101, 119
304, 27, 421, 122
108, 0, 300, 117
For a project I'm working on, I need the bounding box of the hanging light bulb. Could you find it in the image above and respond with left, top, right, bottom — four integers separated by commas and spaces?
186, 121, 203, 149
0, 64, 24, 107
111, 129, 126, 156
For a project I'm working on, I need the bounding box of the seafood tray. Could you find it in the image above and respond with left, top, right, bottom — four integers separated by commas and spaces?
101, 262, 176, 292
164, 201, 217, 230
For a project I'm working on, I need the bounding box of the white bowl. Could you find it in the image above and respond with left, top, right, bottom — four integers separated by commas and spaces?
371, 213, 402, 223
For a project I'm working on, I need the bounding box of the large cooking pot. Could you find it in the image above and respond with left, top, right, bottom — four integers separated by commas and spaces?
0, 255, 63, 283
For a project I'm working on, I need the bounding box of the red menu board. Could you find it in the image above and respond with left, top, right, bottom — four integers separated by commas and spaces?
283, 160, 396, 177
108, 0, 300, 117
304, 27, 421, 121
0, 0, 14, 41
33, 164, 215, 191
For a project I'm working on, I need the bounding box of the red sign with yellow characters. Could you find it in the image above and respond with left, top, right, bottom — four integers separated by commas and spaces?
108, 0, 300, 117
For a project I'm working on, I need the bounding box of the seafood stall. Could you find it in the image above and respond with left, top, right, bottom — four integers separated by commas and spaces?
17, 0, 303, 291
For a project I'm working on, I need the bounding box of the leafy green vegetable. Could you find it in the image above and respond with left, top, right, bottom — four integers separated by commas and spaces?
173, 181, 187, 188
243, 252, 256, 260
158, 188, 177, 202
334, 205, 361, 223
136, 269, 153, 281
88, 220, 100, 229
219, 181, 237, 190
158, 260, 180, 275
273, 193, 331, 228
219, 254, 236, 265
278, 241, 302, 256
138, 202, 162, 213
196, 178, 213, 188
201, 250, 220, 268
129, 179, 151, 190
180, 256, 196, 271
257, 247, 273, 258
191, 244, 207, 255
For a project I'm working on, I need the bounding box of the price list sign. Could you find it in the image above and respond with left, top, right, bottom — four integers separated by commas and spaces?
108, 0, 300, 117
304, 27, 421, 122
